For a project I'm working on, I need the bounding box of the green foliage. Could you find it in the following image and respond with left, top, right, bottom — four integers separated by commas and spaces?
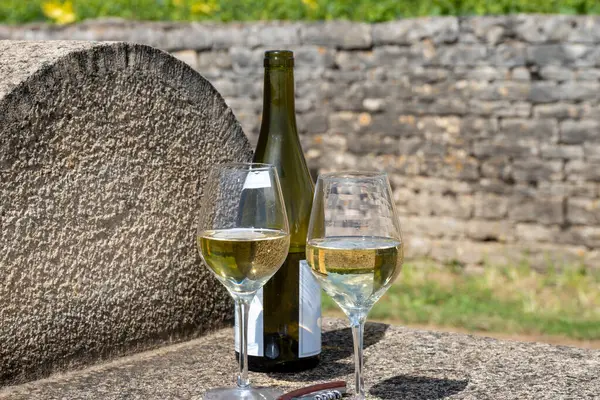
323, 259, 600, 341
1, 0, 599, 25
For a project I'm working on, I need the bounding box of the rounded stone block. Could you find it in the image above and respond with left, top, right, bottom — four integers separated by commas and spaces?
0, 41, 253, 385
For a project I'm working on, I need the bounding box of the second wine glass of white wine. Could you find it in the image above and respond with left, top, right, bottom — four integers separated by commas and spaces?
197, 163, 290, 400
306, 171, 403, 400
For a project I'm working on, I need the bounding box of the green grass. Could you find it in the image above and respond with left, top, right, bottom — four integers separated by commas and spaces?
1, 0, 600, 25
322, 259, 600, 341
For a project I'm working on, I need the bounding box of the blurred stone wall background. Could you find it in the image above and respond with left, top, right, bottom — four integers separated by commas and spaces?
3, 15, 600, 269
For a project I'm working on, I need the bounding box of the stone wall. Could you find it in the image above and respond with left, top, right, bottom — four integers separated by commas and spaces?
3, 15, 600, 269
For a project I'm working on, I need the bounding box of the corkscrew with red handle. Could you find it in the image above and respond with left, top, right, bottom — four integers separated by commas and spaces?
277, 381, 347, 400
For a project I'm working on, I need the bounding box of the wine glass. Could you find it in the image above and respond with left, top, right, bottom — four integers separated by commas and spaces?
306, 171, 403, 400
197, 163, 290, 400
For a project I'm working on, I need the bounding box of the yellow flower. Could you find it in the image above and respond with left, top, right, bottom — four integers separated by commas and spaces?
191, 0, 219, 15
302, 0, 318, 11
42, 0, 76, 25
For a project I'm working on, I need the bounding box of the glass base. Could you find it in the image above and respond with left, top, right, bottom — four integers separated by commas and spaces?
202, 387, 283, 400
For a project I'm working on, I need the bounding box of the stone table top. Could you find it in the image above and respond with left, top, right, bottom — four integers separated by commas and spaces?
1, 318, 598, 399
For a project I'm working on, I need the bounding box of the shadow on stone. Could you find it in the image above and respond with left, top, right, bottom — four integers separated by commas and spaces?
268, 322, 388, 381
321, 322, 390, 361
369, 374, 469, 399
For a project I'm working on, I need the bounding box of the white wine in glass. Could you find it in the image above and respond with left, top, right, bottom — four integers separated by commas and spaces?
307, 237, 402, 314
197, 163, 290, 400
306, 171, 403, 400
199, 228, 290, 295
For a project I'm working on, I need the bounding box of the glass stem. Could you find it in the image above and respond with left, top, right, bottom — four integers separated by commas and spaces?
236, 298, 251, 389
351, 315, 367, 400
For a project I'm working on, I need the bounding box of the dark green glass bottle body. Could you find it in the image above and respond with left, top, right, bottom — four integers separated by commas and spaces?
235, 50, 321, 372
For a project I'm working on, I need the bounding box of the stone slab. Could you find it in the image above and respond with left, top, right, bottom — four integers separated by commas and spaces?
0, 318, 598, 399
0, 41, 252, 385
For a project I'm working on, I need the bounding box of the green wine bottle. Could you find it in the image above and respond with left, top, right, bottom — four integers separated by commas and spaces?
235, 50, 321, 372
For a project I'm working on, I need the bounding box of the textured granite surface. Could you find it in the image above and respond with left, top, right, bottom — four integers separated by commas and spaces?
0, 41, 253, 385
0, 318, 598, 399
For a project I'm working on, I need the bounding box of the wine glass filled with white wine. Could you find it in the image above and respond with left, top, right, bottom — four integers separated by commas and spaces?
306, 171, 403, 400
197, 163, 290, 400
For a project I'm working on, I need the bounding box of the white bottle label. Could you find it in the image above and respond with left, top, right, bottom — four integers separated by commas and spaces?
235, 288, 264, 356
299, 259, 322, 357
234, 260, 322, 358
242, 170, 272, 189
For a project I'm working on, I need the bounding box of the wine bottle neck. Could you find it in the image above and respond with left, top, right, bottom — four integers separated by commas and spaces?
260, 67, 298, 139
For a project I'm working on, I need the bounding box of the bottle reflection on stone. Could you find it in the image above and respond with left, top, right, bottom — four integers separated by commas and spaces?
235, 50, 321, 372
